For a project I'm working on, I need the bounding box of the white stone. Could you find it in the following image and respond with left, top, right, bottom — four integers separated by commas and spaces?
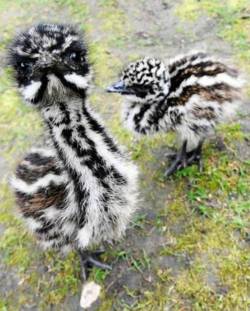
80, 281, 101, 309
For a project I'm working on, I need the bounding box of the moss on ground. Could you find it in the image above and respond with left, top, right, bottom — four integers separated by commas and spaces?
176, 0, 250, 93
0, 0, 249, 310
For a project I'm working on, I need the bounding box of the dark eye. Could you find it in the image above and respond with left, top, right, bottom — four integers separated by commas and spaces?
67, 50, 86, 63
70, 52, 77, 60
68, 51, 84, 62
18, 59, 33, 71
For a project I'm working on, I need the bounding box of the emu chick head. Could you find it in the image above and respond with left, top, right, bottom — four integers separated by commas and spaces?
9, 23, 90, 106
107, 57, 170, 104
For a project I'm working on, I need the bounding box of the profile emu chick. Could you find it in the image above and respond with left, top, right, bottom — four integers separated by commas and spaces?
108, 52, 244, 176
9, 24, 138, 279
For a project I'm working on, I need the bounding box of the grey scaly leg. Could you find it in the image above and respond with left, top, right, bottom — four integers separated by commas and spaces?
78, 249, 112, 281
165, 140, 188, 176
165, 140, 204, 176
186, 140, 203, 171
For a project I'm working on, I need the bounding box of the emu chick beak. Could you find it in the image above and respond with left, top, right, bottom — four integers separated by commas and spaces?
106, 80, 128, 94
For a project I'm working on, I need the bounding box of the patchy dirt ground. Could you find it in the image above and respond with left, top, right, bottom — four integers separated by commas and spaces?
0, 0, 249, 310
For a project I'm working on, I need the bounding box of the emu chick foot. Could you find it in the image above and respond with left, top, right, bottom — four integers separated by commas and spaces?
78, 250, 112, 281
165, 141, 203, 176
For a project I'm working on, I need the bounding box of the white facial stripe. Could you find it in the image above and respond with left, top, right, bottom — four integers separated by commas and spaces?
20, 81, 42, 101
64, 73, 90, 89
48, 74, 64, 95
15, 47, 30, 56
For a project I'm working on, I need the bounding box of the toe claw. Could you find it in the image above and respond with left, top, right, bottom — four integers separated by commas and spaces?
78, 250, 112, 281
87, 257, 112, 271
164, 164, 178, 177
164, 141, 204, 177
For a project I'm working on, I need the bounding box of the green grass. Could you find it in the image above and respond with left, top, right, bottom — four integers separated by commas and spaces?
176, 0, 250, 93
0, 69, 42, 162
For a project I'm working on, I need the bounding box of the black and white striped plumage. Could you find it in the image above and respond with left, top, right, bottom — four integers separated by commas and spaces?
108, 53, 244, 175
9, 24, 138, 256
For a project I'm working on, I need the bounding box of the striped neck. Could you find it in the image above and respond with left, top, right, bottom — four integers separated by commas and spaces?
42, 97, 122, 216
42, 97, 121, 169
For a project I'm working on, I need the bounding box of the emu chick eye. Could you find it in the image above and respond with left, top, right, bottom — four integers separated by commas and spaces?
68, 51, 86, 63
19, 61, 33, 70
70, 52, 77, 60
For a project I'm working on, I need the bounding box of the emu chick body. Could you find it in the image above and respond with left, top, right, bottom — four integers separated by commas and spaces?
9, 24, 138, 276
108, 52, 244, 175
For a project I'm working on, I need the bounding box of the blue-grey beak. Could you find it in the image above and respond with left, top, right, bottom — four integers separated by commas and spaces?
106, 80, 129, 94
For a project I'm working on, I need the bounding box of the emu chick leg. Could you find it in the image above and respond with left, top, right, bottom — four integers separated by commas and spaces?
165, 140, 203, 176
78, 249, 112, 281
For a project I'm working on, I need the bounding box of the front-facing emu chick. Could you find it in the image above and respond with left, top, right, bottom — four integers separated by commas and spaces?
107, 53, 244, 176
9, 24, 138, 280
